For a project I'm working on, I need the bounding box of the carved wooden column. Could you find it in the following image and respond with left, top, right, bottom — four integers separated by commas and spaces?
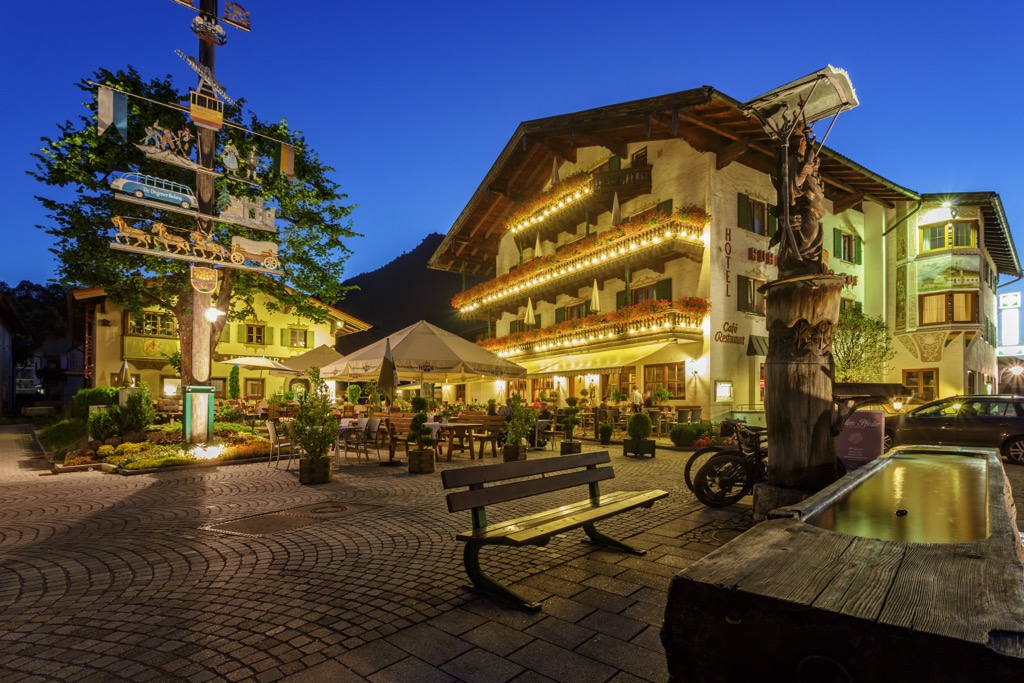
761, 275, 845, 493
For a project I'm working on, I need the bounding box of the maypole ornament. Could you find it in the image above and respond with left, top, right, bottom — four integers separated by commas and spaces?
191, 14, 227, 46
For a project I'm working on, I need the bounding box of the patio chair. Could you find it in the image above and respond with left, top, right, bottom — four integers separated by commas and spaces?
268, 420, 293, 470
349, 418, 382, 463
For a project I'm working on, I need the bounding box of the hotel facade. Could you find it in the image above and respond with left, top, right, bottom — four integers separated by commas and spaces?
429, 87, 1020, 422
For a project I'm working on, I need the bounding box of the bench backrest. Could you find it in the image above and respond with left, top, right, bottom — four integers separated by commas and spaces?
442, 451, 614, 516
471, 414, 506, 434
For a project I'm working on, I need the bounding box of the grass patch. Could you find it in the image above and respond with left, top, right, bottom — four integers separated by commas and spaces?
39, 419, 88, 453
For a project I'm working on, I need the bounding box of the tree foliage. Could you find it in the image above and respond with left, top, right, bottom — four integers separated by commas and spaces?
0, 280, 67, 361
30, 67, 359, 384
833, 306, 895, 383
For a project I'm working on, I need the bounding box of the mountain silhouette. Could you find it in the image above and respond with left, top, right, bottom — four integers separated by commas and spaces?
334, 233, 484, 355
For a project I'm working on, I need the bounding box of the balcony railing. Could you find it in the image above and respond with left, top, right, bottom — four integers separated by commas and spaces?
478, 298, 710, 358
454, 207, 710, 313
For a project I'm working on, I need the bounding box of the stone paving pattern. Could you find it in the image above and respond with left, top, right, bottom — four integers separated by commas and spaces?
0, 424, 1021, 682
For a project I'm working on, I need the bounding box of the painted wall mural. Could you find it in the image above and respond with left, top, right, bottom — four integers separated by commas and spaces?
916, 254, 981, 293
895, 263, 907, 331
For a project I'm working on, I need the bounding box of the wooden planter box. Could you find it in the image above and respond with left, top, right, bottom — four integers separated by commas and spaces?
298, 458, 332, 484
623, 438, 656, 458
407, 449, 436, 474
560, 440, 582, 455
502, 445, 527, 462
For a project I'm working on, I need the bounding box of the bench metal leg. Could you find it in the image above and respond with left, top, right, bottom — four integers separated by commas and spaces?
582, 523, 647, 556
463, 543, 541, 612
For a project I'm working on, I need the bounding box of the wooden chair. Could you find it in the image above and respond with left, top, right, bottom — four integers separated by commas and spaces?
267, 420, 293, 470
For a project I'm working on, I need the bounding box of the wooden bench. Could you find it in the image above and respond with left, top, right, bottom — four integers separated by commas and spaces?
441, 450, 668, 611
469, 414, 505, 458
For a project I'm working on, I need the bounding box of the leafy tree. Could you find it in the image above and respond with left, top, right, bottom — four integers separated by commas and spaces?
30, 67, 358, 386
833, 306, 895, 383
0, 280, 67, 363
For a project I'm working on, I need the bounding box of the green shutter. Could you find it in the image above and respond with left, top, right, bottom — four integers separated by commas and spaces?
657, 199, 673, 213
655, 278, 673, 301
855, 236, 863, 265
608, 156, 621, 171
555, 307, 565, 324
616, 290, 627, 309
236, 324, 246, 343
219, 324, 230, 343
737, 194, 750, 231
534, 315, 541, 328
737, 276, 751, 312
265, 327, 274, 346
833, 228, 842, 258
306, 330, 315, 348
767, 205, 777, 237
280, 328, 289, 346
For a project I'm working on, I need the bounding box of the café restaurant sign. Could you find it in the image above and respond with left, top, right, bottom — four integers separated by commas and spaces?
191, 266, 219, 293
715, 322, 744, 345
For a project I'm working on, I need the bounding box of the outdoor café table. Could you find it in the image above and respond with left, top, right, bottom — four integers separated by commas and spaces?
334, 418, 367, 462
433, 422, 481, 461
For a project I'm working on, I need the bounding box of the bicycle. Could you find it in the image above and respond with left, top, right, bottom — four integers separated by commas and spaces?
683, 418, 765, 492
691, 422, 769, 507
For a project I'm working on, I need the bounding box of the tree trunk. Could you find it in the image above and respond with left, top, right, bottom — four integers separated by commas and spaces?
763, 275, 844, 491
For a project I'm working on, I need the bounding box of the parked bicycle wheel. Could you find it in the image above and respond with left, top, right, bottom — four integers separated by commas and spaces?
693, 452, 753, 507
683, 445, 724, 492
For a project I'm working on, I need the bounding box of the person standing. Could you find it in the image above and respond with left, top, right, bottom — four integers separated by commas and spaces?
631, 386, 643, 413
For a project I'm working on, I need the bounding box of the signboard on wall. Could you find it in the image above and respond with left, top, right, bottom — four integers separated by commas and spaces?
835, 409, 885, 470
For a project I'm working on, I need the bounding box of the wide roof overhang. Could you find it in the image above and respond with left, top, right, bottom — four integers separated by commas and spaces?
429, 86, 921, 278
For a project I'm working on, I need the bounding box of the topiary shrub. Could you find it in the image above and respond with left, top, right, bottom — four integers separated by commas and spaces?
72, 387, 118, 420
627, 412, 652, 441
599, 423, 614, 444
119, 383, 156, 434
88, 408, 119, 441
228, 365, 241, 400
670, 423, 706, 448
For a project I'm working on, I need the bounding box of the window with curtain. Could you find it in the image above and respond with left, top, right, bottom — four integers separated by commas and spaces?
507, 380, 527, 400
643, 362, 686, 399
920, 294, 946, 324
919, 220, 978, 252
919, 292, 977, 325
952, 292, 975, 322
738, 275, 766, 315
903, 369, 938, 402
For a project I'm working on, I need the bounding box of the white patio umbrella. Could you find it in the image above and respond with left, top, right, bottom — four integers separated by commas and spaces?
273, 344, 343, 376
320, 320, 526, 383
215, 356, 291, 381
611, 191, 621, 226
590, 279, 601, 313
524, 298, 536, 327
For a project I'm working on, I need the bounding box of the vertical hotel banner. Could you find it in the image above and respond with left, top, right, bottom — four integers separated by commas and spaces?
96, 85, 128, 140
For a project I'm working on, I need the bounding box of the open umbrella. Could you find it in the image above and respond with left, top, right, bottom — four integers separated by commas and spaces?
274, 344, 343, 376
321, 320, 526, 383
215, 356, 292, 383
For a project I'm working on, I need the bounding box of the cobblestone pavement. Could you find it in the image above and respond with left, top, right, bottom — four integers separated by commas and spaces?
0, 424, 1021, 682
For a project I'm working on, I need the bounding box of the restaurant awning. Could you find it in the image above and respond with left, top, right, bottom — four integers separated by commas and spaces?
747, 335, 770, 356
529, 342, 671, 376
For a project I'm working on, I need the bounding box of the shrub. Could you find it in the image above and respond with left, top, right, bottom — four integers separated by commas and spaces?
122, 454, 197, 470
64, 452, 99, 466
221, 441, 271, 461
216, 404, 246, 423
346, 383, 362, 405
97, 445, 115, 458
289, 368, 338, 460
228, 365, 240, 400
114, 442, 150, 456
72, 387, 118, 420
670, 423, 706, 448
627, 412, 652, 441
120, 383, 156, 434
599, 423, 614, 442
88, 408, 119, 441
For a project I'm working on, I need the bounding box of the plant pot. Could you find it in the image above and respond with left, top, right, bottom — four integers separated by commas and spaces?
599, 435, 612, 445
623, 438, 656, 458
560, 440, 582, 455
299, 457, 333, 484
503, 445, 527, 462
408, 449, 436, 474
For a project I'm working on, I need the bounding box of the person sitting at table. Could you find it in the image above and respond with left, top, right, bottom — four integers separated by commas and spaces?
528, 403, 553, 448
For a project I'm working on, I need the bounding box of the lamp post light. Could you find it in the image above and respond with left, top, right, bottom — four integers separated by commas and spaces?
741, 67, 859, 502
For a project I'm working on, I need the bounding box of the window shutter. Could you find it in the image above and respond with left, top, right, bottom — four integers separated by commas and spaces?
657, 199, 673, 213
737, 276, 751, 312
655, 278, 673, 301
534, 315, 542, 328
616, 290, 627, 309
280, 328, 288, 346
219, 324, 230, 343
608, 156, 621, 171
855, 236, 863, 265
265, 327, 274, 346
306, 330, 315, 348
555, 307, 565, 324
236, 324, 246, 343
737, 194, 750, 230
833, 228, 842, 257
767, 205, 777, 237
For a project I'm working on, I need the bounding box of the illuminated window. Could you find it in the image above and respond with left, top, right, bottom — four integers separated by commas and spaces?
737, 193, 775, 237
128, 312, 176, 338
738, 275, 766, 315
643, 363, 686, 399
903, 369, 938, 402
919, 292, 977, 325
507, 380, 527, 400
919, 220, 978, 252
244, 378, 265, 399
246, 324, 265, 345
834, 229, 862, 264
288, 329, 308, 348
210, 378, 226, 399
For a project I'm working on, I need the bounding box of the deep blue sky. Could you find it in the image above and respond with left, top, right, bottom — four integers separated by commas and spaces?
3, 1, 1023, 287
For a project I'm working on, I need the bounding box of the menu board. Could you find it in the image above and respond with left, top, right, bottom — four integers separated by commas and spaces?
835, 409, 885, 470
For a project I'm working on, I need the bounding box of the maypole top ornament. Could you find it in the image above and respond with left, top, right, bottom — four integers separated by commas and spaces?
191, 15, 227, 46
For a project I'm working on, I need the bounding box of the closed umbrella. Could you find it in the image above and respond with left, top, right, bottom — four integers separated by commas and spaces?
524, 298, 536, 327
590, 279, 601, 313
611, 191, 621, 226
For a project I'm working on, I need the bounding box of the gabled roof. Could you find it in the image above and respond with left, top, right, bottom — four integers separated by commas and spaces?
429, 86, 926, 278
920, 192, 1021, 277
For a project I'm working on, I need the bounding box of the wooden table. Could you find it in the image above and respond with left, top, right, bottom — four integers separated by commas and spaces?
436, 422, 481, 461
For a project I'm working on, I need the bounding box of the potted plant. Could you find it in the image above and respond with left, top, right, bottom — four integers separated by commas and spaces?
623, 411, 656, 458
560, 396, 582, 455
503, 395, 536, 462
653, 386, 672, 406
346, 383, 362, 406
609, 388, 628, 406
290, 368, 339, 484
406, 396, 437, 473
599, 423, 614, 445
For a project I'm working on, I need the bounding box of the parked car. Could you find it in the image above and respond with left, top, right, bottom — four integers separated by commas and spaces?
884, 395, 1024, 464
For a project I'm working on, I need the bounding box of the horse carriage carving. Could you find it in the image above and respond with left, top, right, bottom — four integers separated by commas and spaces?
230, 235, 280, 270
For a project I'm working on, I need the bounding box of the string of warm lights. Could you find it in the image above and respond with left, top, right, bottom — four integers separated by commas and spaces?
458, 216, 705, 313
506, 172, 593, 234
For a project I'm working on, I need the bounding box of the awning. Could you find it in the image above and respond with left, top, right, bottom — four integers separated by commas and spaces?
516, 358, 556, 375
747, 335, 769, 356
530, 343, 671, 376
